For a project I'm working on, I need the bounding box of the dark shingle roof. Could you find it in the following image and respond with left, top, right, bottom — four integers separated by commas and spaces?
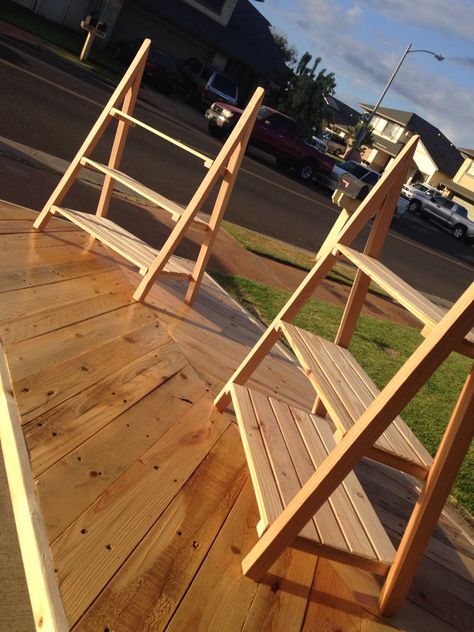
360, 104, 463, 177
325, 96, 361, 127
132, 0, 288, 83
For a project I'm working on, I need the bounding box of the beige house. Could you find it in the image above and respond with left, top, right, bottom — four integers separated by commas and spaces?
446, 148, 474, 216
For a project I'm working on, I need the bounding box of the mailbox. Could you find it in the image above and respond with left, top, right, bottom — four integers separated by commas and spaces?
336, 172, 370, 201
80, 15, 107, 38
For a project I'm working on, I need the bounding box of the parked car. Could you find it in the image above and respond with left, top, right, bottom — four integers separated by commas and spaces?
327, 160, 381, 199
205, 103, 335, 181
323, 131, 348, 156
114, 40, 182, 93
310, 135, 328, 154
178, 57, 238, 106
408, 195, 474, 242
401, 182, 439, 199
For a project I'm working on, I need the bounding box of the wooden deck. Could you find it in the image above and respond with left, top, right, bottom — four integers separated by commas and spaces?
1, 200, 473, 631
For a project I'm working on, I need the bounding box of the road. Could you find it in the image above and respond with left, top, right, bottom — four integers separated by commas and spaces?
1, 35, 472, 302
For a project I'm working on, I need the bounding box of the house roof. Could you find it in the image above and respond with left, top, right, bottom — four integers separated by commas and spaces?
360, 104, 463, 177
132, 0, 288, 83
325, 95, 360, 127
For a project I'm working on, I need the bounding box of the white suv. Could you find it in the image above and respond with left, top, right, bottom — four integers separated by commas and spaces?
401, 182, 439, 199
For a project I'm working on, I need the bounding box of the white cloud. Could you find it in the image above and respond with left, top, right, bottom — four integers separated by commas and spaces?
264, 0, 474, 146
363, 0, 474, 43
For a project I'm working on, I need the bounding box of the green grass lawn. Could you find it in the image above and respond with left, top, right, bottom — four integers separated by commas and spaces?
221, 220, 390, 298
212, 272, 474, 518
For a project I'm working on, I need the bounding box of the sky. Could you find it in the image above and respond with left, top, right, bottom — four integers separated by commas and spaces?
256, 0, 474, 149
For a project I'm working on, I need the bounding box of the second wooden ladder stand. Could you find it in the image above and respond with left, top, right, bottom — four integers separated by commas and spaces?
214, 135, 474, 616
33, 39, 264, 304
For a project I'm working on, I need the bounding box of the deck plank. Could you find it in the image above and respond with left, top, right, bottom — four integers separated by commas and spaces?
1, 201, 473, 632
15, 321, 170, 422
25, 356, 194, 475
37, 351, 194, 543
52, 396, 229, 626
73, 423, 248, 632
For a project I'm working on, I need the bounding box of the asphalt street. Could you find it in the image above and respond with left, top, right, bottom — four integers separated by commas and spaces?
0, 35, 472, 302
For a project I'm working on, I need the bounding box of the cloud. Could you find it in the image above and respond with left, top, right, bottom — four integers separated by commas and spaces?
362, 0, 474, 43
449, 56, 474, 68
264, 0, 474, 146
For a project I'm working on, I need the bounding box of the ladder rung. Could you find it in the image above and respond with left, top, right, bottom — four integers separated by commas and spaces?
335, 244, 474, 357
109, 108, 213, 168
80, 158, 208, 232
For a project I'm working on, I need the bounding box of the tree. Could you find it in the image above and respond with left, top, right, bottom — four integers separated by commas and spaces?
277, 52, 336, 139
346, 115, 375, 149
270, 28, 298, 68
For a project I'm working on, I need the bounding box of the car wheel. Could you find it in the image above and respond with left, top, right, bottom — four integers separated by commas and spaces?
452, 224, 467, 240
334, 148, 342, 157
408, 200, 421, 214
298, 161, 317, 181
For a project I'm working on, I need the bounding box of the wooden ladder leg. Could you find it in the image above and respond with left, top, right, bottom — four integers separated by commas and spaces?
133, 87, 265, 304
185, 138, 247, 305
379, 365, 474, 616
33, 39, 151, 231
96, 73, 144, 218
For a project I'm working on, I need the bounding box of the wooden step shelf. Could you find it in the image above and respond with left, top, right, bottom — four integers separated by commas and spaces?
335, 244, 474, 358
81, 158, 208, 230
231, 384, 396, 575
279, 321, 433, 479
52, 207, 191, 279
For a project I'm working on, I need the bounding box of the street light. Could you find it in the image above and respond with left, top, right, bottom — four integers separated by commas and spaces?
352, 43, 444, 152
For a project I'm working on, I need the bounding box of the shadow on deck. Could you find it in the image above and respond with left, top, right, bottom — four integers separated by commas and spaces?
0, 201, 473, 631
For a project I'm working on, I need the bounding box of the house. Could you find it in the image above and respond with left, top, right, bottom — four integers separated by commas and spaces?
444, 148, 474, 215
323, 95, 360, 136
110, 0, 288, 103
359, 104, 463, 182
12, 0, 288, 104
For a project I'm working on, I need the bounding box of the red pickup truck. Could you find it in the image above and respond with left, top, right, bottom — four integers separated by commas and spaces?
205, 102, 335, 182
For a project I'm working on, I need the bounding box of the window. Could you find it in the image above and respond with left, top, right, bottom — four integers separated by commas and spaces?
381, 120, 401, 140
265, 115, 289, 135
436, 198, 455, 209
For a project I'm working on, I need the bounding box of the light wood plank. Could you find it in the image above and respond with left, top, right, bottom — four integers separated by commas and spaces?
267, 396, 348, 550
249, 389, 318, 542
15, 320, 170, 423
9, 302, 158, 381
37, 348, 197, 543
0, 346, 68, 631
52, 397, 229, 626
231, 384, 283, 532
0, 269, 129, 321
73, 423, 247, 632
165, 478, 262, 632
26, 354, 192, 475
0, 289, 132, 347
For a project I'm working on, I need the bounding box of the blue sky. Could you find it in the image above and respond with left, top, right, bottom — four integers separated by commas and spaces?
257, 0, 474, 149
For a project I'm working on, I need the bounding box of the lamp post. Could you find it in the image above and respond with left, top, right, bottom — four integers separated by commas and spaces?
352, 43, 444, 152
